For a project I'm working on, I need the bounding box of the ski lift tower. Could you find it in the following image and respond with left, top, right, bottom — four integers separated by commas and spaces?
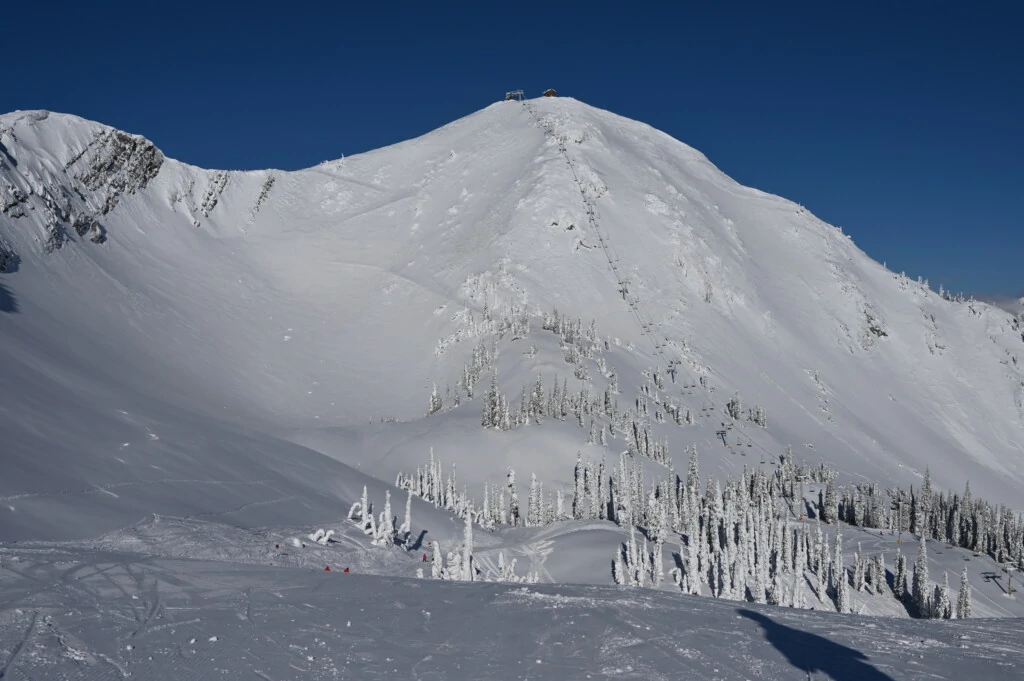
505, 90, 525, 102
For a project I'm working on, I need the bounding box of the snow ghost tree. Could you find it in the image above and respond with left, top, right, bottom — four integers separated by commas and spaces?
348, 486, 372, 534
431, 540, 445, 580
462, 510, 475, 581
397, 490, 413, 548
936, 571, 952, 619
508, 467, 520, 526
912, 537, 930, 617
956, 566, 972, 619
836, 564, 850, 614
428, 383, 443, 415
894, 547, 907, 600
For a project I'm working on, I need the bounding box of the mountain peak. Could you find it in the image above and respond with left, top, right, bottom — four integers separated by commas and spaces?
2, 97, 1024, 544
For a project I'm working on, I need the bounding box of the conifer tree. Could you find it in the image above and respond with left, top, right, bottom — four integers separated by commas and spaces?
531, 375, 544, 423
431, 540, 444, 579
823, 474, 838, 524
936, 571, 952, 619
528, 473, 540, 526
794, 526, 807, 577
653, 540, 664, 588
832, 524, 844, 592
428, 383, 443, 415
854, 543, 865, 592
573, 454, 584, 520
836, 565, 850, 613
894, 547, 907, 600
398, 490, 412, 547
462, 510, 475, 581
956, 566, 972, 619
613, 552, 625, 585
508, 467, 520, 526
500, 397, 512, 431
376, 491, 395, 547
589, 462, 602, 520
912, 537, 930, 617
482, 372, 500, 428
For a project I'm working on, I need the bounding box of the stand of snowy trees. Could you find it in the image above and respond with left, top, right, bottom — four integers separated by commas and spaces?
412, 307, 1009, 617
836, 468, 1024, 576
347, 486, 413, 549
396, 443, 987, 618
425, 510, 539, 584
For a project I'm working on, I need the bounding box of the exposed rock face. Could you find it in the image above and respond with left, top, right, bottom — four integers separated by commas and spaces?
72, 212, 105, 243
68, 129, 164, 216
0, 117, 159, 254
0, 181, 29, 218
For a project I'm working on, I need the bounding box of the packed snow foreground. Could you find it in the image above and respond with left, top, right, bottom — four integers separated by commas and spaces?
1, 97, 1023, 678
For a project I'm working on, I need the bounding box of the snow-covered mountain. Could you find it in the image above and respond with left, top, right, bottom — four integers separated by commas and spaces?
4, 97, 1024, 678
2, 99, 1022, 545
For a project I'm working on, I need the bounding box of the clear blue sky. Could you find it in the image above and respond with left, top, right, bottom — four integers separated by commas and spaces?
4, 1, 1021, 296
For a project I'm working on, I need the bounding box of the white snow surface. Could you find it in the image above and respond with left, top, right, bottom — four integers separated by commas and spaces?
2, 98, 1024, 678
1, 529, 1024, 680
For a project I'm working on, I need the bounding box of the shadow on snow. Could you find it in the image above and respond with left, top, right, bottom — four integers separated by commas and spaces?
738, 609, 895, 681
0, 279, 18, 313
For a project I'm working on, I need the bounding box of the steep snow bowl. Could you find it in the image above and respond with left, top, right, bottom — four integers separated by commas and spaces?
2, 99, 1024, 678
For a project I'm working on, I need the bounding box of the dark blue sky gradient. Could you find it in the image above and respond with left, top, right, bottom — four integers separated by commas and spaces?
4, 1, 1021, 295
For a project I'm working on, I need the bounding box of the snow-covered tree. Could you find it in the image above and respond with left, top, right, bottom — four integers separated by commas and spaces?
508, 467, 520, 526
836, 565, 850, 614
653, 540, 664, 588
348, 485, 374, 536
868, 553, 885, 595
831, 524, 843, 592
725, 393, 742, 420
894, 547, 907, 600
398, 490, 413, 547
462, 510, 475, 581
482, 372, 499, 428
428, 383, 443, 415
612, 552, 625, 585
956, 566, 972, 619
912, 537, 930, 617
853, 543, 865, 592
374, 491, 396, 548
822, 474, 838, 524
936, 571, 952, 619
530, 375, 545, 423
528, 473, 540, 526
431, 540, 445, 579
918, 467, 933, 538
573, 454, 584, 520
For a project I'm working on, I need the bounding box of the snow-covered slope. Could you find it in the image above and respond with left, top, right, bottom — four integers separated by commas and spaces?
1, 99, 1023, 547
2, 537, 1023, 680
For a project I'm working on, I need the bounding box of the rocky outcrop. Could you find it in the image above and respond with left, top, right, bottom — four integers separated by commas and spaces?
72, 213, 105, 243
1, 181, 29, 218
68, 129, 164, 216
0, 120, 150, 255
